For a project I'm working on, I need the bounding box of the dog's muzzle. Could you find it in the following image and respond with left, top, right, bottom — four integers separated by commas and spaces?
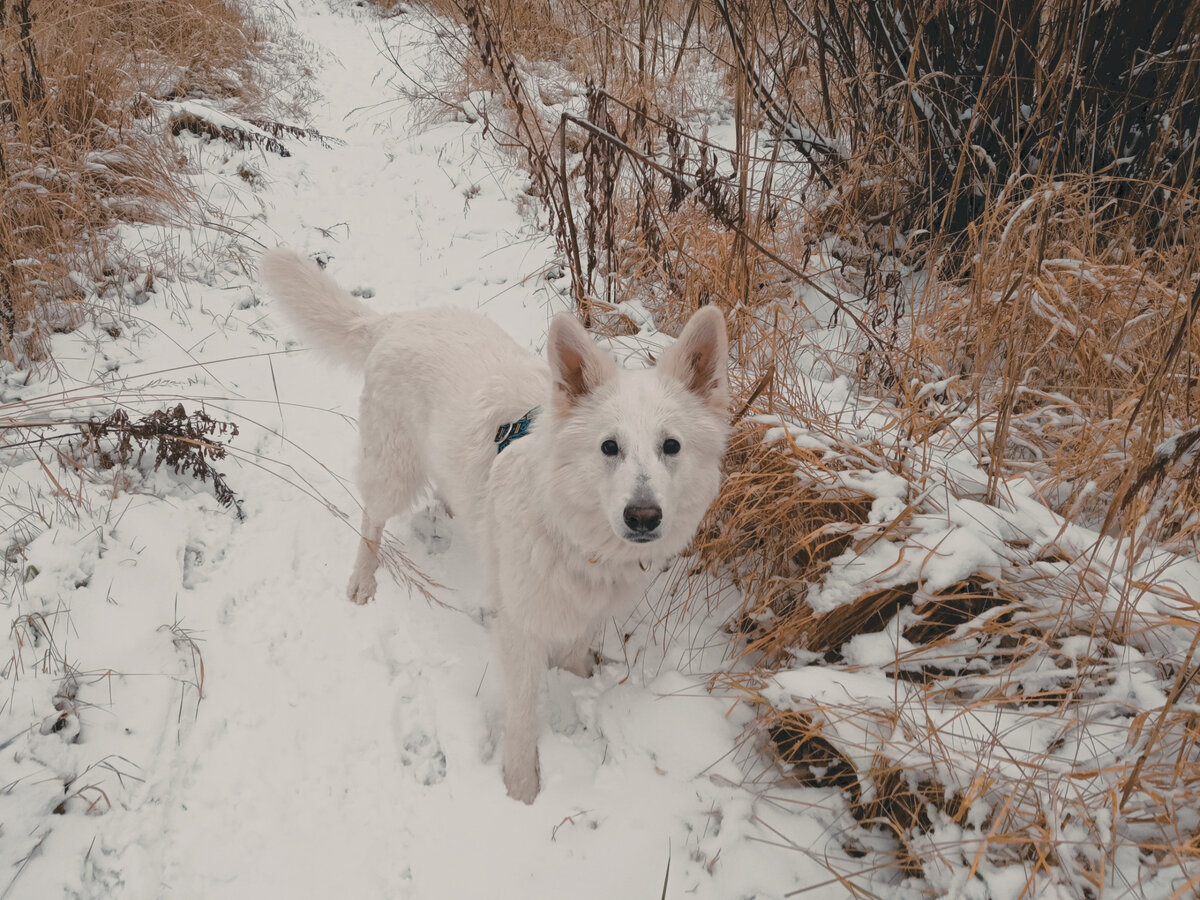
623, 503, 662, 542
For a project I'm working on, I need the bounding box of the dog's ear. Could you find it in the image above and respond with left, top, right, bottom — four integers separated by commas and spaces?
549, 313, 617, 412
660, 305, 729, 412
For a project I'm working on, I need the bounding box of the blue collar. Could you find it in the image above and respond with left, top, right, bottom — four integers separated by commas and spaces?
494, 406, 541, 453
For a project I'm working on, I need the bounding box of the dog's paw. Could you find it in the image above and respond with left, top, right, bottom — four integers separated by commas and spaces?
557, 649, 596, 679
410, 500, 452, 554
346, 572, 377, 604
503, 763, 540, 805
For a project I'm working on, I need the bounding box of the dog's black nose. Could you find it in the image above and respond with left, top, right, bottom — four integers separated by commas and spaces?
623, 503, 662, 533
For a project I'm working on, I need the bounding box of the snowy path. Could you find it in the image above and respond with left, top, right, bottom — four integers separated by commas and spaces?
0, 3, 849, 898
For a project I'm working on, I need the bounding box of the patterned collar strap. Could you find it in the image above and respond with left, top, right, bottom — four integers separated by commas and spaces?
494, 406, 541, 453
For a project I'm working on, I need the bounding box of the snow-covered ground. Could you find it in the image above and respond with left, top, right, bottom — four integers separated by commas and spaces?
2, 3, 853, 897
9, 3, 1200, 898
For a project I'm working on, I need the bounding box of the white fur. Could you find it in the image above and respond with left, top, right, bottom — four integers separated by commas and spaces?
261, 248, 730, 803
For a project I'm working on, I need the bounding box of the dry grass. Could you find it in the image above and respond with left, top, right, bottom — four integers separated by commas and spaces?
0, 0, 269, 363
694, 420, 875, 663
904, 177, 1200, 539
403, 0, 1200, 892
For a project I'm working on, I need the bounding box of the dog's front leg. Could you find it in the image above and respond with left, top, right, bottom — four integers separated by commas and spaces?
499, 614, 546, 804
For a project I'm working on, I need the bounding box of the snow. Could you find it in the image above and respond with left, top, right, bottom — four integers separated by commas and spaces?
5, 2, 1200, 898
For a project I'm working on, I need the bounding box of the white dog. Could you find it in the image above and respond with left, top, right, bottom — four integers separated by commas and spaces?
261, 249, 729, 802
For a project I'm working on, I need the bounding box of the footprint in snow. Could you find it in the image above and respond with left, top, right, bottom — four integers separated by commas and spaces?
410, 499, 452, 554
392, 674, 447, 786
399, 728, 447, 787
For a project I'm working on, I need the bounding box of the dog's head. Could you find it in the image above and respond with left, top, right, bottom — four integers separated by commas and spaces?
545, 307, 730, 563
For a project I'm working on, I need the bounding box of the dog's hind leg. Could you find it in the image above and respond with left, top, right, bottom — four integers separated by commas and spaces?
347, 412, 425, 604
347, 510, 386, 605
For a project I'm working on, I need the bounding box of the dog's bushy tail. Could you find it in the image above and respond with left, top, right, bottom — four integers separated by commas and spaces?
260, 248, 380, 367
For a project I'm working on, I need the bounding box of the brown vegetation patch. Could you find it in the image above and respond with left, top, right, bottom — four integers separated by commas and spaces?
0, 0, 268, 361
904, 576, 1021, 646
768, 709, 860, 803
695, 421, 873, 662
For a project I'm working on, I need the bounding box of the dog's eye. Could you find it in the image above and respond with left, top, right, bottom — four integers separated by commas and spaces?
601, 439, 619, 456
662, 438, 681, 455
